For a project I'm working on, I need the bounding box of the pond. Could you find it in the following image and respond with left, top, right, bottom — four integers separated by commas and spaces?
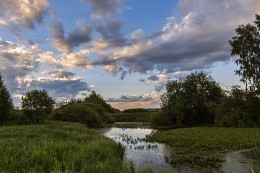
101, 122, 260, 172
101, 122, 194, 172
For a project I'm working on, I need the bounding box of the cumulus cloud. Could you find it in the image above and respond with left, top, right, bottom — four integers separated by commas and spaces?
93, 0, 260, 76
17, 77, 92, 99
0, 0, 49, 30
107, 92, 160, 110
49, 20, 92, 53
81, 0, 121, 18
42, 69, 75, 79
94, 19, 126, 49
147, 75, 159, 81
107, 92, 160, 103
60, 49, 92, 68
0, 38, 39, 92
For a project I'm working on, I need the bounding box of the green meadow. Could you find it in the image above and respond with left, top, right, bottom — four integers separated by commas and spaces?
0, 121, 146, 173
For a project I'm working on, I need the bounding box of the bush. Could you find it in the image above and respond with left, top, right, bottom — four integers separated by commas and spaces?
84, 102, 114, 124
51, 103, 103, 128
150, 112, 174, 126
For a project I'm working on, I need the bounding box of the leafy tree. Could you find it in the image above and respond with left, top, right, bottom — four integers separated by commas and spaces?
51, 103, 103, 127
160, 72, 223, 125
0, 74, 13, 123
85, 91, 119, 113
21, 90, 55, 123
229, 14, 260, 93
215, 86, 260, 127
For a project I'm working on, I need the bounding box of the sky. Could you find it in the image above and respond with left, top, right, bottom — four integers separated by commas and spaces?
0, 0, 259, 110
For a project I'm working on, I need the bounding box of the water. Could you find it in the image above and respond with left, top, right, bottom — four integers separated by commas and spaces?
102, 125, 173, 170
101, 123, 260, 172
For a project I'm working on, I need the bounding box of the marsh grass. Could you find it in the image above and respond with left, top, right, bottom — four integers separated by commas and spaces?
149, 127, 260, 150
149, 127, 260, 171
0, 121, 153, 173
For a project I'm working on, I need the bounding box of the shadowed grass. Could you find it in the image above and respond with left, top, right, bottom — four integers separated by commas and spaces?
0, 121, 154, 173
112, 112, 153, 123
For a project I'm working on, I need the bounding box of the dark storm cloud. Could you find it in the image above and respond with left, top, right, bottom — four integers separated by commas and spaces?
36, 78, 91, 98
155, 85, 164, 92
49, 20, 92, 53
42, 69, 75, 78
147, 75, 159, 81
120, 70, 128, 80
106, 95, 154, 103
81, 0, 121, 17
95, 19, 126, 48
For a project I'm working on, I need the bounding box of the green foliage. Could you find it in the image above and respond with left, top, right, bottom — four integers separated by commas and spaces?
0, 121, 141, 173
229, 14, 260, 93
215, 86, 260, 127
0, 74, 13, 123
21, 90, 55, 123
123, 108, 148, 113
84, 102, 115, 124
150, 112, 173, 126
112, 112, 153, 123
159, 72, 223, 126
52, 92, 119, 127
149, 127, 260, 150
51, 103, 103, 128
85, 91, 119, 113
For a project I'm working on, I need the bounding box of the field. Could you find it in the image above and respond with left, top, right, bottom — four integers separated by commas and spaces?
0, 121, 147, 173
149, 127, 260, 171
111, 112, 153, 123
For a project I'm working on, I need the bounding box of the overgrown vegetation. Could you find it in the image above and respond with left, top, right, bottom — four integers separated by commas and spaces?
149, 127, 260, 170
112, 112, 153, 123
149, 127, 260, 150
0, 74, 13, 124
52, 91, 116, 127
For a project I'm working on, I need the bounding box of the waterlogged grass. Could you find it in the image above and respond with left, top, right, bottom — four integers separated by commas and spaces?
112, 112, 153, 123
149, 127, 260, 171
0, 121, 151, 173
149, 127, 260, 150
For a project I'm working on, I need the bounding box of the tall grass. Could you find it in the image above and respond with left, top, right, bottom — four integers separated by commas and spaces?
0, 121, 144, 173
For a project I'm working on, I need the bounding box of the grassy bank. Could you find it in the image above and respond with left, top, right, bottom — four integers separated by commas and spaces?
0, 121, 141, 173
149, 127, 260, 149
112, 112, 153, 123
149, 127, 260, 171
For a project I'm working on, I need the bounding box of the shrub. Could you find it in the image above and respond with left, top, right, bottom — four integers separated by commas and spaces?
51, 103, 103, 128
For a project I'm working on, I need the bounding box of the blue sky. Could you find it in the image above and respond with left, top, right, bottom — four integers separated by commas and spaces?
0, 0, 259, 110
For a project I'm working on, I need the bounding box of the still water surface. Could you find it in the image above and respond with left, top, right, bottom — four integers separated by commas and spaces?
102, 126, 173, 170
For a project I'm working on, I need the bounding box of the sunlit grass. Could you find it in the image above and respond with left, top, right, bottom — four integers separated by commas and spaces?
0, 121, 149, 173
